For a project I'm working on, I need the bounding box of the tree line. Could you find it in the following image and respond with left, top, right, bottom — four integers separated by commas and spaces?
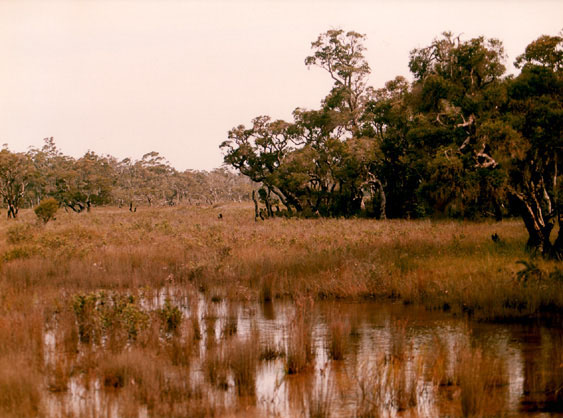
0, 137, 253, 217
221, 30, 562, 257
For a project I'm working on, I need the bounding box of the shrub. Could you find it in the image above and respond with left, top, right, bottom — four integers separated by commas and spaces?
159, 299, 183, 333
6, 223, 34, 244
34, 198, 59, 224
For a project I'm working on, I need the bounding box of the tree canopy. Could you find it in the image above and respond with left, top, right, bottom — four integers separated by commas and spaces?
222, 29, 563, 257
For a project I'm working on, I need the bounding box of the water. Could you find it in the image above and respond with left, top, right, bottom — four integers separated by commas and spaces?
45, 292, 563, 417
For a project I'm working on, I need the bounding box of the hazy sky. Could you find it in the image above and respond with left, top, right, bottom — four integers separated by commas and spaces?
1, 1, 561, 170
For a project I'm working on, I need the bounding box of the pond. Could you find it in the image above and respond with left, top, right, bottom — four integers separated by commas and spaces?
45, 289, 563, 417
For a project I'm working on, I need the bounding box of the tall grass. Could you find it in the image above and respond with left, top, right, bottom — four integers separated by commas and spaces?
286, 297, 315, 374
0, 204, 561, 415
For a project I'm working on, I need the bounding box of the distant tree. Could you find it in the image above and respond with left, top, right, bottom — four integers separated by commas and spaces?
55, 151, 115, 212
0, 148, 34, 218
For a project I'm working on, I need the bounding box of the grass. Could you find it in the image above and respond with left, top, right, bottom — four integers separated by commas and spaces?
285, 296, 315, 374
0, 203, 561, 415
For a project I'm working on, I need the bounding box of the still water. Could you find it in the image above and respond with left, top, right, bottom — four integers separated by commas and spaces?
45, 291, 562, 417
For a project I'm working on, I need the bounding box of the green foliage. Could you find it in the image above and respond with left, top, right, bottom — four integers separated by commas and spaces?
222, 28, 562, 257
34, 198, 59, 224
159, 299, 183, 333
72, 292, 150, 343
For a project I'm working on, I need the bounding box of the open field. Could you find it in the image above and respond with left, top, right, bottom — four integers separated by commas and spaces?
0, 204, 562, 416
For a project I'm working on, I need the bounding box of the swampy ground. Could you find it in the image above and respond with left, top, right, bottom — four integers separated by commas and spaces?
0, 204, 562, 417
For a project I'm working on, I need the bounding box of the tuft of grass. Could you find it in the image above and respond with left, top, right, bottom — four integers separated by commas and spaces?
204, 347, 229, 390
286, 297, 315, 375
229, 337, 259, 397
455, 345, 507, 416
327, 315, 350, 361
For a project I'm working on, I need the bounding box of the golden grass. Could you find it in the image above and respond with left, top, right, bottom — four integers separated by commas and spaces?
0, 204, 561, 415
2, 204, 561, 318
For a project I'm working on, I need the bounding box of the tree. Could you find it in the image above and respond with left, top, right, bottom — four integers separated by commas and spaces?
503, 51, 563, 257
305, 29, 371, 136
0, 148, 34, 218
405, 32, 508, 217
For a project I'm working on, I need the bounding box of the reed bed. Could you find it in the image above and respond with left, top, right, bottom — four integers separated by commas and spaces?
0, 204, 561, 415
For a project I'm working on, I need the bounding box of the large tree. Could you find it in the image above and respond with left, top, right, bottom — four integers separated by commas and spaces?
502, 34, 563, 257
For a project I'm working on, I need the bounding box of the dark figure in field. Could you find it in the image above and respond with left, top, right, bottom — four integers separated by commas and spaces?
491, 233, 500, 243
218, 213, 223, 219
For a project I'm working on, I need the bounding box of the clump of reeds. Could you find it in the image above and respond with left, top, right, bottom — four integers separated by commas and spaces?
354, 357, 385, 417
354, 335, 420, 416
221, 302, 238, 338
306, 374, 334, 418
455, 345, 507, 416
204, 347, 229, 391
260, 273, 274, 302
285, 297, 315, 374
228, 337, 259, 397
165, 326, 194, 367
260, 338, 285, 361
328, 315, 351, 361
424, 335, 454, 387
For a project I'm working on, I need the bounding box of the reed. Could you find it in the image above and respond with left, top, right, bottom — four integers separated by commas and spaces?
327, 315, 350, 361
229, 337, 259, 397
285, 297, 315, 374
0, 356, 42, 417
455, 345, 507, 416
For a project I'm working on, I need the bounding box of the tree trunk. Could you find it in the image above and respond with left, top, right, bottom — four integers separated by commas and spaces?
513, 191, 559, 258
7, 203, 17, 219
374, 178, 387, 220
252, 190, 260, 221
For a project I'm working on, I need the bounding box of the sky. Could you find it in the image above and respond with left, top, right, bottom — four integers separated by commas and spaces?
0, 0, 561, 171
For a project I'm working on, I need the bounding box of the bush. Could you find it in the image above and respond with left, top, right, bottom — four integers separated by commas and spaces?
34, 198, 59, 224
6, 223, 34, 244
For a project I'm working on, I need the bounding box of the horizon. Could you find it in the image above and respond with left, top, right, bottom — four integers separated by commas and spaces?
1, 0, 561, 171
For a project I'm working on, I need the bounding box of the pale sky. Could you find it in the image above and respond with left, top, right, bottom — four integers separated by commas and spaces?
1, 0, 561, 170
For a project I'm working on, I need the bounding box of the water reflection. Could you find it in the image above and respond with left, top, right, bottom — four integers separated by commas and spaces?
45, 292, 562, 416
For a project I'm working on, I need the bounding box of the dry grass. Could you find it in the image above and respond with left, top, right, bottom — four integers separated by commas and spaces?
229, 336, 259, 398
0, 204, 561, 415
286, 297, 315, 375
327, 315, 350, 361
455, 345, 508, 416
1, 204, 561, 318
0, 356, 42, 417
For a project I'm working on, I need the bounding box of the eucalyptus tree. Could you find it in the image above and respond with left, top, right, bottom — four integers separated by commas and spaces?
305, 29, 371, 136
0, 148, 34, 218
502, 34, 563, 257
405, 32, 509, 217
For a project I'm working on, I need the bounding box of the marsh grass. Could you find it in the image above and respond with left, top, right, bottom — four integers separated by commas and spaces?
286, 297, 315, 375
0, 356, 41, 417
204, 347, 229, 390
455, 345, 508, 416
327, 315, 350, 361
229, 336, 259, 398
0, 205, 561, 415
306, 373, 334, 418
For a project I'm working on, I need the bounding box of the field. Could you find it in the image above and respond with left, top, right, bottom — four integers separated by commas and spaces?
0, 204, 561, 416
